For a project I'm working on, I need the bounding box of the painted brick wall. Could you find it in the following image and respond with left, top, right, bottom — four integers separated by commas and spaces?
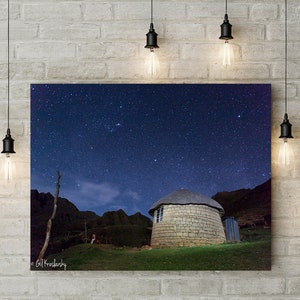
151, 205, 225, 247
0, 0, 299, 298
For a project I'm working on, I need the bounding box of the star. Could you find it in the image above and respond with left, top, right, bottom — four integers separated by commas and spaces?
31, 83, 271, 217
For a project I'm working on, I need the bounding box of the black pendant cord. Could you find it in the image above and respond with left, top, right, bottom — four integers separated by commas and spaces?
145, 0, 158, 49
279, 0, 293, 140
7, 0, 10, 130
1, 0, 15, 155
219, 0, 233, 40
151, 0, 153, 24
284, 0, 288, 115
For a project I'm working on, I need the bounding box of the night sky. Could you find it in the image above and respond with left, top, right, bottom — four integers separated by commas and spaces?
31, 84, 271, 218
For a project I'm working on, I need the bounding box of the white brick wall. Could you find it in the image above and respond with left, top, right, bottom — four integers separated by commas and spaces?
0, 0, 299, 298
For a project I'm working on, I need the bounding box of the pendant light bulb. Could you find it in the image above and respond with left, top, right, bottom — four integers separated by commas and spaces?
222, 40, 231, 66
3, 152, 13, 181
278, 113, 294, 172
1, 128, 15, 182
146, 48, 159, 76
145, 0, 159, 76
219, 0, 234, 66
277, 0, 295, 176
2, 0, 16, 180
278, 138, 294, 168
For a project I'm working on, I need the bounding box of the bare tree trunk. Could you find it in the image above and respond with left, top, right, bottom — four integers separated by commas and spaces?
37, 171, 61, 262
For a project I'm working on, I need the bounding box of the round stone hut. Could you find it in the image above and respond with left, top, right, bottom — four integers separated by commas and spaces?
148, 189, 225, 248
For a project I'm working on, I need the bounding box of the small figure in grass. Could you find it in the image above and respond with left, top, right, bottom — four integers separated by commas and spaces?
91, 233, 96, 245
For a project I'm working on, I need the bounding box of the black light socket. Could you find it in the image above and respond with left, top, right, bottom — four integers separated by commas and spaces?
279, 113, 293, 139
1, 128, 15, 154
220, 14, 233, 40
145, 23, 159, 49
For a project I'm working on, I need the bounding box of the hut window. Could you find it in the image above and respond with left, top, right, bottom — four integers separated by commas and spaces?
156, 206, 164, 223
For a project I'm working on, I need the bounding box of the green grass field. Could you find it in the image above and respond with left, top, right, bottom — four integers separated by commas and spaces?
37, 227, 271, 271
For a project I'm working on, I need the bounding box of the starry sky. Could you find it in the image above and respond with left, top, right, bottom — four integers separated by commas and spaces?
31, 84, 271, 218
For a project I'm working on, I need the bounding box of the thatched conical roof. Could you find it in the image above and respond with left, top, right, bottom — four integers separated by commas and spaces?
149, 189, 224, 216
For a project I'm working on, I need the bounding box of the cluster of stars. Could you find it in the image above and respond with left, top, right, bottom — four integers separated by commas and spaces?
31, 84, 271, 216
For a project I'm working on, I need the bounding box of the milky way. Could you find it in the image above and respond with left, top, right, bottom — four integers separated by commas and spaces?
31, 84, 271, 217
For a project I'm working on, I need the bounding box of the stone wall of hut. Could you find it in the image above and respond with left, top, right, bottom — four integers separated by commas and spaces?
151, 204, 225, 248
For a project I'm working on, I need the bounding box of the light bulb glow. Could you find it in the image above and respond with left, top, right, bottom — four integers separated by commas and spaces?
223, 40, 231, 66
147, 49, 159, 76
4, 153, 13, 180
278, 139, 294, 168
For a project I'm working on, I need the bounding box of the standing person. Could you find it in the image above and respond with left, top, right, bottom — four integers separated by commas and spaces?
91, 234, 96, 245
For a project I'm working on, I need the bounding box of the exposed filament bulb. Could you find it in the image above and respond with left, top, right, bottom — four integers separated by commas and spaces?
4, 153, 13, 180
147, 49, 159, 76
223, 40, 231, 67
278, 138, 294, 167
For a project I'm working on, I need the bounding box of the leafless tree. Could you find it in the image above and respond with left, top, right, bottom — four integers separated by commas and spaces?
37, 171, 61, 262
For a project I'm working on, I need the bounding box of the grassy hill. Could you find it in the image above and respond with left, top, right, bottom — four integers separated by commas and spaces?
31, 179, 271, 268
33, 227, 271, 271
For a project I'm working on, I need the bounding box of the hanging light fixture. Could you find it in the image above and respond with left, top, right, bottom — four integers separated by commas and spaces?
2, 0, 15, 180
145, 0, 159, 76
219, 0, 233, 66
278, 0, 294, 171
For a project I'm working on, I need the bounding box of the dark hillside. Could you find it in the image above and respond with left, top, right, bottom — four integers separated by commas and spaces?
31, 190, 152, 261
212, 179, 271, 227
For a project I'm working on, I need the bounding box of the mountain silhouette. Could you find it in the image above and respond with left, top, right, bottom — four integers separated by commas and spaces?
212, 179, 271, 227
30, 190, 152, 261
